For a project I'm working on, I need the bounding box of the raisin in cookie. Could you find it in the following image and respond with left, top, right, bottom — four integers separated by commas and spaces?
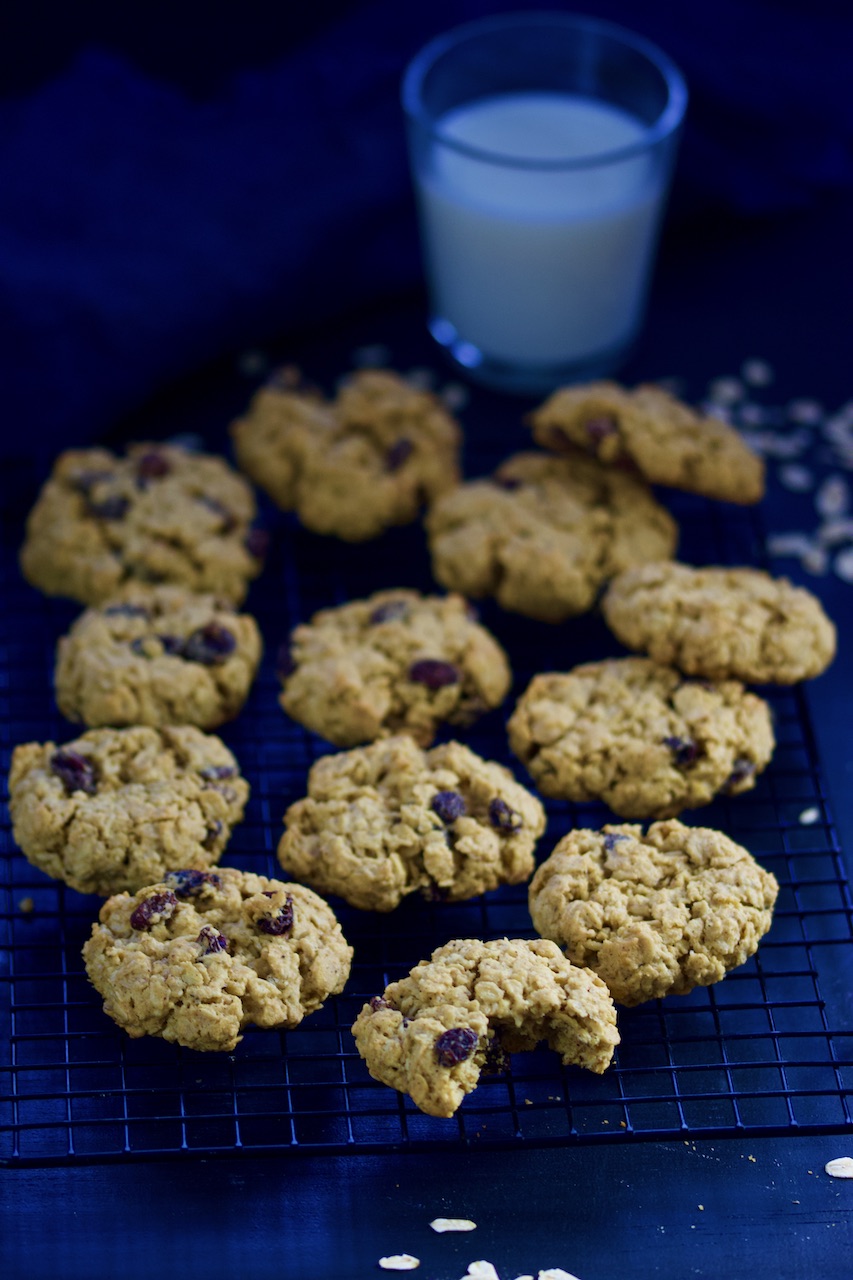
55, 585, 263, 729
426, 451, 678, 622
278, 735, 545, 912
20, 442, 265, 606
278, 590, 511, 748
529, 820, 779, 1006
508, 657, 774, 819
231, 368, 461, 541
8, 726, 249, 896
352, 937, 618, 1117
83, 868, 353, 1052
602, 561, 836, 684
529, 381, 765, 505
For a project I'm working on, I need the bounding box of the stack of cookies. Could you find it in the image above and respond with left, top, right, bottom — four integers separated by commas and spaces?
9, 368, 836, 1120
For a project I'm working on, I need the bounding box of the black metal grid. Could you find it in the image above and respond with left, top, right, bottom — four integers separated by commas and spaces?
1, 428, 852, 1166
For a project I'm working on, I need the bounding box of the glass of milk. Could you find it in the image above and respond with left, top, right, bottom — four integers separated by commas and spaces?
402, 12, 688, 393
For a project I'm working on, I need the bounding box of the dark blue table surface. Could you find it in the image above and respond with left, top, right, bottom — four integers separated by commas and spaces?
2, 194, 852, 1280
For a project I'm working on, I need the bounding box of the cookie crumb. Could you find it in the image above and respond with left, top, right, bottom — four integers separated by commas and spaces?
825, 1157, 853, 1179
748, 1155, 757, 1163
17, 897, 34, 914
430, 1218, 477, 1233
378, 1256, 420, 1271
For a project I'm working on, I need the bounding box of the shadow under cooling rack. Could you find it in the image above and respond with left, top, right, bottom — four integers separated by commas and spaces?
1, 475, 852, 1165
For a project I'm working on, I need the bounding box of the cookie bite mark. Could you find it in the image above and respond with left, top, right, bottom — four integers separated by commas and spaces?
352, 938, 618, 1117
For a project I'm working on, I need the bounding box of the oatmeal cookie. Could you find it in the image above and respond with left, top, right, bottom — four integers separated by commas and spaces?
278, 590, 511, 748
352, 937, 618, 1117
508, 657, 774, 819
8, 726, 249, 896
83, 868, 352, 1051
20, 442, 265, 606
55, 584, 263, 729
529, 380, 765, 505
278, 735, 545, 911
426, 451, 678, 622
529, 820, 779, 1005
602, 561, 836, 684
231, 368, 461, 541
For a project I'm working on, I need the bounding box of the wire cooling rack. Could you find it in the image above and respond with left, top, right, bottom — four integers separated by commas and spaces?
1, 412, 852, 1167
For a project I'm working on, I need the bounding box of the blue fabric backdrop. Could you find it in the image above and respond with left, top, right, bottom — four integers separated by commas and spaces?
0, 0, 850, 449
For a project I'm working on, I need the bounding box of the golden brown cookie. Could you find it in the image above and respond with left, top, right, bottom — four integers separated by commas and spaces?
507, 657, 775, 819
529, 820, 779, 1005
529, 380, 765, 505
55, 585, 263, 729
231, 368, 461, 541
602, 561, 836, 683
352, 937, 618, 1117
20, 442, 265, 605
83, 868, 353, 1051
278, 735, 545, 911
426, 451, 678, 622
8, 726, 249, 895
278, 590, 511, 748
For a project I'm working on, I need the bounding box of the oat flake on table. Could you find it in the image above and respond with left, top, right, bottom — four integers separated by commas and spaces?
430, 1218, 477, 1233
824, 1157, 853, 1179
378, 1255, 420, 1271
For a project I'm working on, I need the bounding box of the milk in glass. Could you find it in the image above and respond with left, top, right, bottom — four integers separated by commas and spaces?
417, 92, 661, 368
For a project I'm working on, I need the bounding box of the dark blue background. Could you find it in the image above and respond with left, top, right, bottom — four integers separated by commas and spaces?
0, 0, 851, 453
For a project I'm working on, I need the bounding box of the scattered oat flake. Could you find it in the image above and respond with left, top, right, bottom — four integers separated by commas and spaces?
748, 1155, 757, 1163
742, 358, 774, 386
825, 1157, 853, 1179
537, 1270, 583, 1280
738, 403, 770, 427
801, 544, 829, 575
788, 398, 824, 425
816, 475, 850, 518
799, 807, 820, 825
766, 532, 815, 558
819, 516, 853, 544
18, 897, 34, 914
466, 1264, 500, 1280
708, 376, 744, 405
379, 1256, 420, 1271
834, 546, 853, 582
778, 464, 814, 492
431, 1218, 477, 1233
